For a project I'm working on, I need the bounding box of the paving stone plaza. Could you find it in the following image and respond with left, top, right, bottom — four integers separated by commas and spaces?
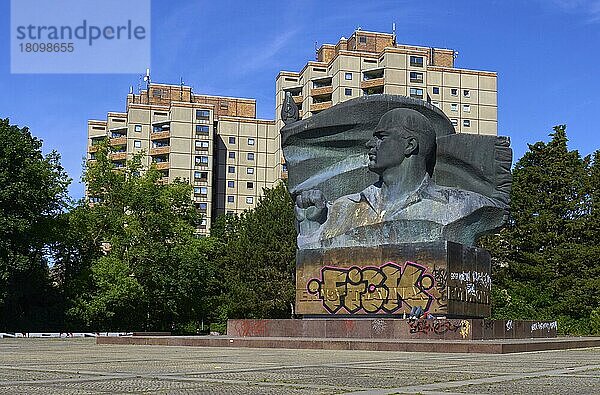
0, 338, 598, 394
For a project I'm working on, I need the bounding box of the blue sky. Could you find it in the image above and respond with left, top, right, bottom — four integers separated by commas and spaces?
1, 0, 599, 199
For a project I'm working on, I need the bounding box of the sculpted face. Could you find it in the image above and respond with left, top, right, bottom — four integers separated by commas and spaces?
366, 113, 410, 174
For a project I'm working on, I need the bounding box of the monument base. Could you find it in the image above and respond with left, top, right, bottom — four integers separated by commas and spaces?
296, 242, 491, 318
227, 318, 557, 340
97, 319, 600, 354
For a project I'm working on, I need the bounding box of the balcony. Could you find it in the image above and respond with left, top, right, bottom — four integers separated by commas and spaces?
154, 162, 169, 170
310, 86, 332, 97
110, 137, 126, 146
151, 130, 170, 140
360, 77, 385, 90
152, 119, 170, 130
109, 126, 127, 135
110, 152, 126, 161
293, 95, 303, 105
150, 146, 170, 156
310, 101, 332, 112
363, 67, 384, 80
88, 145, 99, 153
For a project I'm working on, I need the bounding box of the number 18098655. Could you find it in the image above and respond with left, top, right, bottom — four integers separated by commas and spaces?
19, 43, 74, 52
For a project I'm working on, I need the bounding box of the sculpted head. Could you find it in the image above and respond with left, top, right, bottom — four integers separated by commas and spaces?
366, 108, 437, 176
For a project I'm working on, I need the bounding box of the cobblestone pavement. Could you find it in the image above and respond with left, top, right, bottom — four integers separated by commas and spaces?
0, 338, 598, 394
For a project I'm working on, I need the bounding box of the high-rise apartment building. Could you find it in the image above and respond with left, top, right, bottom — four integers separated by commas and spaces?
87, 29, 498, 235
276, 30, 497, 135
87, 83, 281, 235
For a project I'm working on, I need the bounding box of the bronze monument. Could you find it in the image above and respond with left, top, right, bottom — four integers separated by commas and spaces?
281, 94, 511, 318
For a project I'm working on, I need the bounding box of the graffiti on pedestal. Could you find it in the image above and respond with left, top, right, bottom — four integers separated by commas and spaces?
233, 320, 266, 337
407, 319, 470, 339
448, 270, 491, 304
306, 261, 438, 314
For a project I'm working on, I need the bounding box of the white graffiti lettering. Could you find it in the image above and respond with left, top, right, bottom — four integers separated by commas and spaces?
450, 271, 491, 289
530, 321, 558, 332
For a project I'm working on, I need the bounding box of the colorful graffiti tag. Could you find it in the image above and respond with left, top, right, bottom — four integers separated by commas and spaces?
306, 261, 436, 314
407, 319, 470, 339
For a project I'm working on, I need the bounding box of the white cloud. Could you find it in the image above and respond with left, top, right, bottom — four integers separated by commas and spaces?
241, 29, 299, 73
546, 0, 600, 23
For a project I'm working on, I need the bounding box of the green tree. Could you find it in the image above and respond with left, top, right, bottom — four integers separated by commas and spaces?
55, 141, 216, 331
482, 126, 600, 334
0, 119, 70, 330
212, 182, 297, 325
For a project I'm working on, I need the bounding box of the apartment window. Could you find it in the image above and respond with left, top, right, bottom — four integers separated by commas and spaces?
227, 196, 234, 203
152, 88, 163, 97
344, 72, 353, 80
345, 88, 352, 96
196, 109, 210, 120
134, 124, 142, 132
463, 119, 471, 127
247, 167, 254, 174
358, 36, 367, 43
228, 166, 235, 173
451, 103, 458, 112
247, 152, 254, 161
282, 163, 288, 172
432, 87, 440, 95
409, 88, 424, 99
228, 151, 235, 159
220, 101, 229, 110
451, 119, 458, 126
246, 197, 254, 204
410, 56, 424, 67
463, 104, 471, 113
198, 202, 207, 211
196, 125, 209, 134
194, 187, 201, 194
195, 140, 209, 149
200, 218, 207, 226
451, 88, 458, 96
247, 182, 254, 189
248, 138, 255, 146
194, 171, 207, 179
89, 153, 96, 160
152, 125, 162, 133
463, 89, 471, 97
200, 186, 208, 195
134, 140, 141, 148
194, 155, 209, 165
227, 181, 235, 188
409, 72, 423, 83
229, 136, 236, 144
